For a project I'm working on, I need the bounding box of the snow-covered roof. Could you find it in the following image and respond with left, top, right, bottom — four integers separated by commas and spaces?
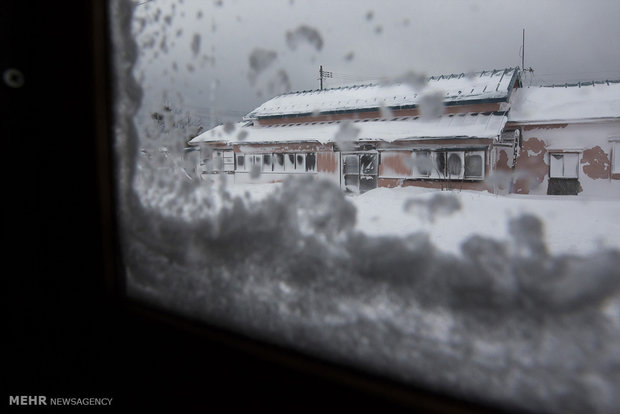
508, 81, 620, 123
245, 68, 520, 120
189, 113, 507, 146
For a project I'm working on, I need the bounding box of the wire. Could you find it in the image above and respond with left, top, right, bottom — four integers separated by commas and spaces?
330, 71, 388, 82
534, 69, 620, 78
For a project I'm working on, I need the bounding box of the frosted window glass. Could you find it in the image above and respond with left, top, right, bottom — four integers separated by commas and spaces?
549, 154, 564, 178
563, 153, 579, 178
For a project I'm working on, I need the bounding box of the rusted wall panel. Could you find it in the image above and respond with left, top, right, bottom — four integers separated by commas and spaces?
581, 145, 611, 179
494, 148, 512, 172
513, 137, 548, 194
505, 122, 569, 131
377, 178, 402, 188
379, 151, 411, 177
317, 151, 338, 174
522, 124, 568, 131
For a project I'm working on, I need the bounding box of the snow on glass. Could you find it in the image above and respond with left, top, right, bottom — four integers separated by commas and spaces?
113, 1, 620, 413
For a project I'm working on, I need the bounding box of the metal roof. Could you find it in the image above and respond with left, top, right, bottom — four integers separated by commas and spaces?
244, 68, 520, 120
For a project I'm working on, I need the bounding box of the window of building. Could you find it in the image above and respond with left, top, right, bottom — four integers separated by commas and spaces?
236, 154, 245, 171
210, 150, 234, 172
234, 153, 317, 173
446, 152, 464, 179
343, 154, 359, 175
295, 153, 306, 172
549, 153, 579, 178
464, 151, 485, 179
273, 153, 285, 172
343, 154, 360, 192
411, 150, 484, 180
262, 154, 273, 172
548, 152, 580, 195
285, 153, 296, 171
248, 154, 262, 171
411, 151, 432, 178
306, 153, 317, 172
360, 153, 377, 175
434, 152, 446, 178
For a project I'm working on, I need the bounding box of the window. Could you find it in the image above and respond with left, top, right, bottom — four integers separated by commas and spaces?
549, 153, 579, 178
434, 152, 446, 178
341, 153, 378, 193
208, 150, 234, 172
343, 154, 360, 192
446, 152, 464, 179
360, 153, 377, 175
222, 151, 235, 172
285, 153, 296, 171
236, 154, 245, 171
413, 150, 484, 180
235, 152, 317, 173
548, 152, 580, 195
248, 154, 262, 170
110, 2, 620, 413
294, 153, 306, 172
306, 153, 316, 172
343, 154, 359, 175
262, 154, 272, 172
411, 151, 432, 178
273, 153, 285, 172
464, 151, 485, 179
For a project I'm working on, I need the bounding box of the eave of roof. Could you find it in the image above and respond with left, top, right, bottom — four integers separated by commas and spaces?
189, 113, 508, 146
507, 116, 620, 126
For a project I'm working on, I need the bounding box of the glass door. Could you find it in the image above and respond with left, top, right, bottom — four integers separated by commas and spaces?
341, 153, 378, 193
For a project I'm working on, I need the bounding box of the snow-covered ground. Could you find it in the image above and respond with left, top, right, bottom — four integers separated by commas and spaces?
124, 175, 620, 414
352, 186, 620, 256
206, 180, 620, 257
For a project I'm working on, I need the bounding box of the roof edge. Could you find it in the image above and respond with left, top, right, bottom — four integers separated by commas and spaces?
249, 97, 509, 121
507, 116, 620, 126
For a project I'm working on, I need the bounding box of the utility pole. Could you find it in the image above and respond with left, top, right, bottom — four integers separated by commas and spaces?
520, 29, 534, 85
522, 28, 525, 70
319, 65, 332, 90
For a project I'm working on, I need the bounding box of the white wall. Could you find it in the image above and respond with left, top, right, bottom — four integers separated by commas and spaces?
518, 120, 620, 197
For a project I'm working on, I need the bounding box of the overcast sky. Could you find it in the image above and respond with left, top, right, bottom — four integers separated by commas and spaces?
130, 0, 620, 128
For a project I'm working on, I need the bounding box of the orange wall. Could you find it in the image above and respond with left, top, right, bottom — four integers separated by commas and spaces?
317, 152, 338, 174
379, 151, 411, 177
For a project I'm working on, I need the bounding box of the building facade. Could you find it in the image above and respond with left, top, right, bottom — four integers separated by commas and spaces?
189, 68, 620, 197
506, 82, 620, 196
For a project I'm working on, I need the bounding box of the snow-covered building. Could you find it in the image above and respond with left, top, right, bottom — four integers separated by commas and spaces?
506, 81, 620, 196
189, 68, 620, 196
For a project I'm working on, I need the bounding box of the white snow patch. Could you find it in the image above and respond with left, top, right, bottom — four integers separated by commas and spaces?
351, 186, 620, 256
509, 83, 620, 123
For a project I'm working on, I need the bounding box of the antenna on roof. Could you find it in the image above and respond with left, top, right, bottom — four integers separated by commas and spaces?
319, 65, 332, 90
521, 29, 525, 70
519, 29, 534, 85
